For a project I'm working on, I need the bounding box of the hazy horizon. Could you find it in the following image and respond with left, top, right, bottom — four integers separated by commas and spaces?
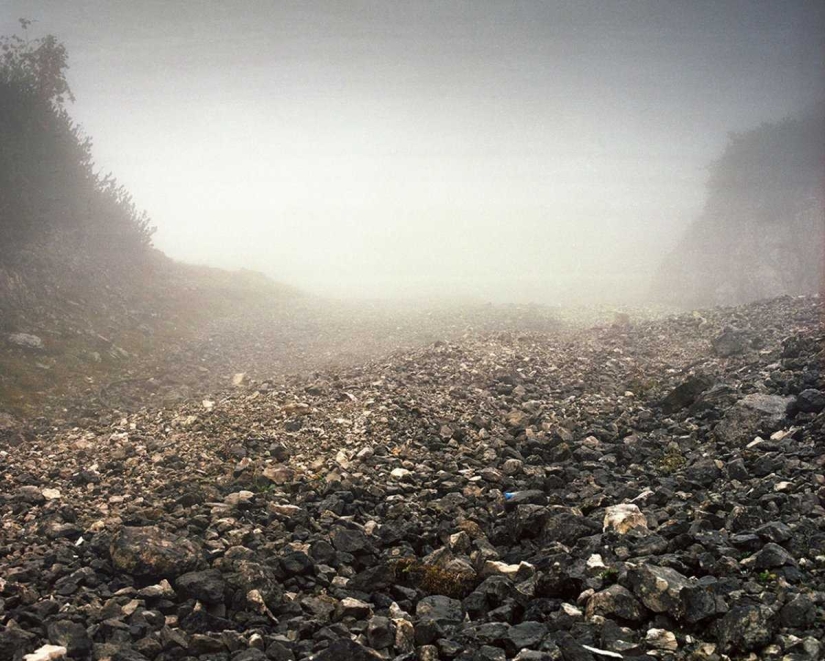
2, 1, 823, 304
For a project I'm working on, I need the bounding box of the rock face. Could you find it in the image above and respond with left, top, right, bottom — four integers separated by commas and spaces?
109, 526, 201, 579
652, 106, 825, 307
0, 295, 822, 661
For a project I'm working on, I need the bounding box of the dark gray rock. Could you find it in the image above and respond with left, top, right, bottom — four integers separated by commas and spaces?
685, 458, 721, 486
661, 374, 712, 413
715, 604, 777, 653
232, 649, 267, 661
0, 626, 37, 661
502, 621, 547, 654
330, 526, 370, 553
176, 568, 226, 604
280, 551, 315, 576
780, 595, 816, 628
265, 640, 295, 661
312, 639, 384, 660
681, 578, 724, 623
753, 542, 795, 569
627, 564, 691, 615
796, 388, 825, 413
366, 616, 394, 649
712, 328, 749, 357
543, 512, 601, 546
416, 595, 466, 625
716, 394, 793, 446
47, 620, 92, 658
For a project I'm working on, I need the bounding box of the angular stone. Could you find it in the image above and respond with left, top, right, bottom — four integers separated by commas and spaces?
627, 564, 691, 615
796, 388, 825, 413
753, 542, 795, 569
661, 374, 712, 413
603, 504, 648, 535
110, 526, 200, 579
502, 621, 547, 654
175, 569, 225, 604
366, 616, 394, 649
716, 394, 793, 446
46, 621, 91, 658
780, 594, 816, 627
585, 585, 646, 622
712, 328, 748, 357
715, 605, 776, 653
544, 511, 601, 544
330, 526, 370, 553
416, 595, 465, 625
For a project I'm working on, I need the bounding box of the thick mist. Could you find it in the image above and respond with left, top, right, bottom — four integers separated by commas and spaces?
3, 1, 823, 303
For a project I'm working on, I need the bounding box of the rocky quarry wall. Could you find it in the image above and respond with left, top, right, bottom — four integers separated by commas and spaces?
653, 105, 825, 307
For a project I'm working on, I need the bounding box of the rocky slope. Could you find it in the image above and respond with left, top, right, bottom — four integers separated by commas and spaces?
0, 243, 305, 418
0, 295, 823, 661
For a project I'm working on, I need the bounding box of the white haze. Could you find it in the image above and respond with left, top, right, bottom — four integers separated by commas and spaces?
2, 1, 823, 303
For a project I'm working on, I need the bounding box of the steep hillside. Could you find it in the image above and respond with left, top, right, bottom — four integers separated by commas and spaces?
0, 28, 304, 416
653, 105, 825, 307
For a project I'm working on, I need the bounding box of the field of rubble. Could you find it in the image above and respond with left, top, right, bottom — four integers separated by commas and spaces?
1, 294, 823, 661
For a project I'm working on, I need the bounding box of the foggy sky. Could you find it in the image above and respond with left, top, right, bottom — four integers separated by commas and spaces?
2, 1, 824, 303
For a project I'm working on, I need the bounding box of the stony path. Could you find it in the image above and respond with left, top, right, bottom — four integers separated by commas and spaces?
1, 295, 823, 661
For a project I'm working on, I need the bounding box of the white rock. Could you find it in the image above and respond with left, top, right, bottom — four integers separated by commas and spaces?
335, 450, 351, 469
8, 333, 44, 350
561, 603, 583, 618
603, 504, 649, 534
232, 372, 247, 386
41, 488, 61, 500
481, 560, 534, 580
224, 490, 254, 506
646, 628, 678, 651
586, 554, 606, 571
24, 645, 67, 661
138, 579, 175, 599
581, 644, 623, 658
270, 504, 302, 518
391, 467, 412, 479
502, 458, 523, 475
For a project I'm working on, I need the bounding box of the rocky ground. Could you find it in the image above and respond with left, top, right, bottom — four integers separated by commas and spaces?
1, 295, 823, 661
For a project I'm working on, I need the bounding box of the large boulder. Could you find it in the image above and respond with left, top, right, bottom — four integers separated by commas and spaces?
110, 526, 201, 579
715, 394, 793, 446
